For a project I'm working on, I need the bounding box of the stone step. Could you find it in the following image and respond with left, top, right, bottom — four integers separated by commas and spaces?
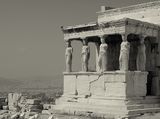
56, 97, 127, 106
52, 103, 130, 116
142, 103, 160, 108
128, 108, 160, 115
52, 102, 160, 117
57, 96, 160, 107
54, 100, 160, 112
53, 96, 160, 118
127, 103, 160, 110
51, 107, 119, 119
126, 98, 160, 105
52, 106, 160, 119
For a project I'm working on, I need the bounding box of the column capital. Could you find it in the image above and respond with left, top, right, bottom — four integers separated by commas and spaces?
79, 37, 89, 45
121, 33, 128, 41
98, 35, 108, 38
138, 34, 147, 39
64, 38, 71, 42
65, 40, 71, 47
138, 34, 147, 44
98, 35, 108, 43
80, 37, 89, 40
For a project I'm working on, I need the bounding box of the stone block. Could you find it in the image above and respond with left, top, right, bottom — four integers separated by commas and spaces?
105, 82, 126, 97
29, 108, 42, 113
41, 110, 50, 114
88, 97, 126, 106
28, 104, 43, 110
63, 75, 76, 95
103, 73, 115, 82
133, 72, 147, 97
43, 104, 52, 110
0, 98, 6, 102
26, 99, 41, 105
114, 71, 127, 82
89, 75, 105, 96
126, 72, 134, 97
10, 113, 19, 119
8, 106, 17, 111
76, 75, 90, 95
2, 105, 8, 110
8, 93, 22, 106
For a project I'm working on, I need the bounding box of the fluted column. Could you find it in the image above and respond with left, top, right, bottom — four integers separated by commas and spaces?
65, 40, 73, 72
136, 35, 146, 71
81, 37, 90, 72
98, 35, 108, 72
119, 34, 130, 71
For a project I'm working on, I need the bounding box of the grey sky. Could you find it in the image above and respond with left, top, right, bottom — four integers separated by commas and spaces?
0, 0, 154, 79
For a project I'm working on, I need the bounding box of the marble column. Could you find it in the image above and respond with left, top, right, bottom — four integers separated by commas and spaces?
136, 35, 146, 71
119, 34, 130, 71
81, 38, 90, 72
98, 35, 108, 72
65, 40, 73, 72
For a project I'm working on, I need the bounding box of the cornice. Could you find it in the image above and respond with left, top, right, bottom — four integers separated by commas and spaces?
61, 18, 160, 35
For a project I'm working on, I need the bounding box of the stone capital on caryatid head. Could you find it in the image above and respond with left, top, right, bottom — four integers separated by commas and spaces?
65, 40, 71, 47
81, 37, 90, 72
65, 40, 73, 72
138, 34, 146, 42
98, 35, 108, 72
81, 37, 89, 46
121, 33, 128, 41
136, 34, 146, 71
99, 35, 106, 43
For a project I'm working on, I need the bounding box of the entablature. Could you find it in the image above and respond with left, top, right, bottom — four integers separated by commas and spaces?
61, 18, 160, 41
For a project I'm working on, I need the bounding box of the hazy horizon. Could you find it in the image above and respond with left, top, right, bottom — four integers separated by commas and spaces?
0, 0, 154, 79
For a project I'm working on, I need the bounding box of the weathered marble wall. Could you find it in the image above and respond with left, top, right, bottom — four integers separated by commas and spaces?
98, 1, 160, 25
63, 71, 148, 98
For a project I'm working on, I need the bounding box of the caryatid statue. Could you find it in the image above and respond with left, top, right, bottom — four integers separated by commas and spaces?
98, 36, 108, 72
65, 40, 73, 72
81, 39, 90, 72
136, 36, 146, 71
119, 41, 130, 71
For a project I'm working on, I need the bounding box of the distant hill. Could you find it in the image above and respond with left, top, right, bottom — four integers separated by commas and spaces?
0, 75, 63, 93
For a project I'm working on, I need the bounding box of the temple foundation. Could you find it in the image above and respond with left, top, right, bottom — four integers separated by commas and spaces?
50, 71, 160, 118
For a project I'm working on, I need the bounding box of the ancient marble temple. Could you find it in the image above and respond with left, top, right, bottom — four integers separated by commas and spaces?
53, 1, 160, 119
